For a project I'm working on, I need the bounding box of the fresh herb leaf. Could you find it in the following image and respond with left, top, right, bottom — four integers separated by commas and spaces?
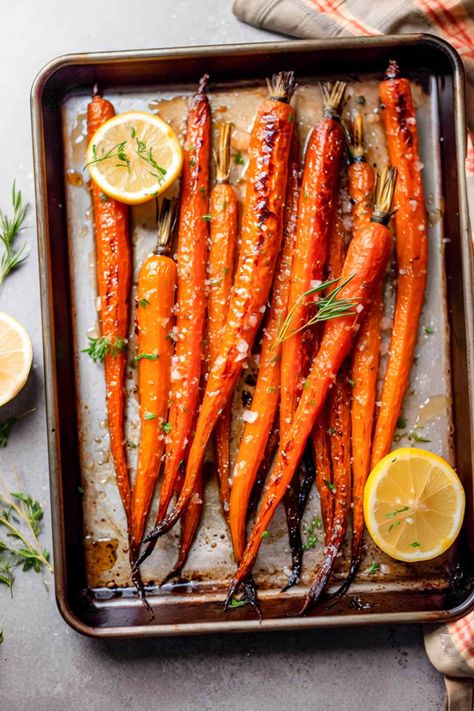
228, 597, 248, 608
85, 141, 130, 172
135, 137, 167, 183
134, 352, 159, 362
202, 214, 214, 222
277, 275, 358, 344
424, 326, 433, 335
324, 479, 336, 493
327, 427, 336, 436
409, 541, 420, 548
234, 152, 245, 165
0, 485, 53, 599
385, 506, 409, 519
348, 378, 356, 388
396, 415, 407, 429
139, 298, 150, 308
0, 418, 16, 448
82, 336, 127, 363
408, 430, 431, 443
367, 562, 380, 575
302, 514, 322, 550
99, 192, 108, 203
388, 521, 401, 533
127, 441, 138, 449
160, 421, 172, 434
0, 182, 29, 288
261, 530, 270, 539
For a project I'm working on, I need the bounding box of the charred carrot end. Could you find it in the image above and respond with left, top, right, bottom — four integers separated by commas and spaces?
87, 90, 132, 522
135, 73, 295, 570
130, 199, 177, 559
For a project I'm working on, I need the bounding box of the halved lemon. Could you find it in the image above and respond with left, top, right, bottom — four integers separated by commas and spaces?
0, 312, 33, 407
364, 448, 465, 562
86, 111, 183, 205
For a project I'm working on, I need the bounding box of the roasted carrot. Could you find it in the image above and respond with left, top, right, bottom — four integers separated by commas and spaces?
342, 113, 379, 592
136, 72, 295, 566
371, 61, 428, 466
229, 131, 300, 564
87, 88, 132, 521
130, 199, 177, 559
225, 168, 397, 606
208, 123, 238, 518
280, 82, 346, 438
164, 125, 237, 579
311, 406, 333, 545
311, 212, 353, 595
156, 75, 211, 525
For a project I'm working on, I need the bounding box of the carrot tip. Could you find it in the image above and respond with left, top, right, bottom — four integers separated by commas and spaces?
198, 73, 209, 94
384, 59, 400, 81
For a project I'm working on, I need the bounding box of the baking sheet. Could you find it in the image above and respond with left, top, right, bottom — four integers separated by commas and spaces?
61, 74, 454, 604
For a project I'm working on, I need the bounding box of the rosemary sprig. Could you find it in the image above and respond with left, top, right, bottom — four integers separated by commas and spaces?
82, 336, 127, 363
85, 141, 130, 171
276, 275, 357, 345
0, 182, 29, 288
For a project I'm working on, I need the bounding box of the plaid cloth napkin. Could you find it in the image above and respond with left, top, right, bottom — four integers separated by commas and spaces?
233, 1, 474, 707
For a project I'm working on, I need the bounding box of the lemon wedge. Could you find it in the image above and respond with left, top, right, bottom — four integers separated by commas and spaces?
364, 447, 465, 562
86, 111, 183, 205
0, 312, 33, 407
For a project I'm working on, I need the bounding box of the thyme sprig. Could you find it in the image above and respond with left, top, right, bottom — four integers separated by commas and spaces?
0, 486, 53, 590
82, 336, 127, 363
85, 141, 130, 171
135, 138, 167, 183
0, 408, 36, 448
277, 275, 358, 345
0, 182, 29, 287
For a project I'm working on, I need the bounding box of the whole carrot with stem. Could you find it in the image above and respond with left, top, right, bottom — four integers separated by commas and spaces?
371, 61, 428, 466
229, 131, 300, 564
208, 123, 238, 518
163, 125, 237, 580
315, 212, 352, 593
136, 72, 295, 566
336, 113, 379, 594
130, 199, 177, 560
156, 75, 211, 525
85, 87, 132, 521
280, 82, 346, 438
225, 168, 397, 607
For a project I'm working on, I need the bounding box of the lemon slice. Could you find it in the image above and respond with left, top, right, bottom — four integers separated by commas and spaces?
364, 448, 465, 562
86, 111, 183, 205
0, 312, 33, 407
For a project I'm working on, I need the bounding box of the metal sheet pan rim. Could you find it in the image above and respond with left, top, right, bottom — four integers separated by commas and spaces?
31, 35, 474, 638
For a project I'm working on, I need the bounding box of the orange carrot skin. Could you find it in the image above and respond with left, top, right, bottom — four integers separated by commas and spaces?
371, 70, 428, 466
148, 94, 294, 542
157, 85, 211, 522
208, 182, 238, 516
87, 95, 132, 521
130, 255, 176, 556
229, 134, 300, 563
314, 214, 348, 548
311, 407, 333, 544
347, 159, 378, 568
280, 119, 343, 436
227, 220, 392, 596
